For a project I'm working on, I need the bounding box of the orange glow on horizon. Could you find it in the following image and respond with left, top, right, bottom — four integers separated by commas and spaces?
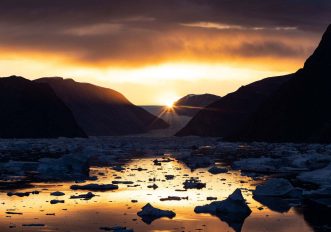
0, 46, 306, 105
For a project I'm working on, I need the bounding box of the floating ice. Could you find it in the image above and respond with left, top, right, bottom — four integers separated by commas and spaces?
137, 203, 176, 224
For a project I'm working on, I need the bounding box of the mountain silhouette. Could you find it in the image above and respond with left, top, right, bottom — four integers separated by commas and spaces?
178, 24, 331, 143
174, 94, 221, 117
0, 76, 86, 138
231, 24, 331, 143
176, 75, 291, 137
35, 77, 168, 136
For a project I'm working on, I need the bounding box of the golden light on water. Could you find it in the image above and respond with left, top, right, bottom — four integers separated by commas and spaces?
0, 157, 313, 232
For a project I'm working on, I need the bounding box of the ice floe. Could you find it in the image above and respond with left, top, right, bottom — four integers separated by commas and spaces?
70, 184, 118, 191
195, 189, 251, 232
137, 203, 176, 224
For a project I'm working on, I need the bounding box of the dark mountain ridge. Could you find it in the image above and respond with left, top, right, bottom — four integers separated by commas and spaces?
174, 94, 221, 116
176, 75, 292, 137
0, 76, 86, 138
35, 77, 169, 136
231, 24, 331, 143
178, 24, 331, 143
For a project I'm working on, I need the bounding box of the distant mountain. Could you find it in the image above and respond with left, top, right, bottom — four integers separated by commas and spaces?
142, 105, 192, 136
142, 106, 167, 118
176, 75, 291, 137
35, 78, 168, 136
174, 94, 221, 116
231, 24, 331, 143
0, 76, 86, 138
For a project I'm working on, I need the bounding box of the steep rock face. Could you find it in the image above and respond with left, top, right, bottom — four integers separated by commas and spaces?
174, 94, 221, 116
35, 78, 168, 136
176, 75, 291, 137
232, 24, 331, 143
0, 76, 86, 138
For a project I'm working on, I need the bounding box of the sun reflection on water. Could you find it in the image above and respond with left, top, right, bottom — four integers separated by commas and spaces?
0, 157, 313, 232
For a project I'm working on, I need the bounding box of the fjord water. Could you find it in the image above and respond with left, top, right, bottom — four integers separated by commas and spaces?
0, 157, 312, 232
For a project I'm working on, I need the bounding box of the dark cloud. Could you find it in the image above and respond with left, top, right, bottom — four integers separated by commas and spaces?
0, 0, 329, 30
231, 41, 311, 58
0, 0, 329, 66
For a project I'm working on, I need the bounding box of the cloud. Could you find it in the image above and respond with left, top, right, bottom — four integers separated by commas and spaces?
231, 41, 308, 58
0, 0, 329, 67
181, 22, 298, 31
63, 23, 123, 36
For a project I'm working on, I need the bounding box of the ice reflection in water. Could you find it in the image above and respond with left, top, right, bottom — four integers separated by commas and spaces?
0, 157, 313, 232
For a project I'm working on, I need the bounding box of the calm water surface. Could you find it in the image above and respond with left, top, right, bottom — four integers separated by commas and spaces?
0, 157, 313, 232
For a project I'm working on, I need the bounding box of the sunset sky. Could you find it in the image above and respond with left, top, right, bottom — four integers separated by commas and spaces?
0, 0, 330, 105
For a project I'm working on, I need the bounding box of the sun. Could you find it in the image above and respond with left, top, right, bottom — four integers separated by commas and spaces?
158, 93, 179, 109
165, 99, 175, 108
